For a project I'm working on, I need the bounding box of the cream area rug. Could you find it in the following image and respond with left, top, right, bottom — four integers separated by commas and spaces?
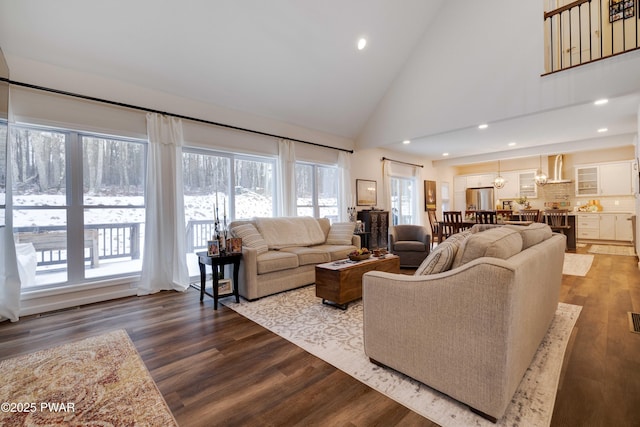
588, 244, 636, 256
562, 253, 594, 276
0, 330, 177, 427
222, 286, 582, 427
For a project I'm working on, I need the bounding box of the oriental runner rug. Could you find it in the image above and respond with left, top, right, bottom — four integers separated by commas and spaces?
222, 286, 581, 427
0, 330, 177, 427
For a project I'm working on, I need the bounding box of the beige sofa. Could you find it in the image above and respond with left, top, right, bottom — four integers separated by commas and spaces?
228, 217, 359, 300
362, 224, 565, 421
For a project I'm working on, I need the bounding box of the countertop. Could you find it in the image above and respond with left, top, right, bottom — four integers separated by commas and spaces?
572, 211, 635, 215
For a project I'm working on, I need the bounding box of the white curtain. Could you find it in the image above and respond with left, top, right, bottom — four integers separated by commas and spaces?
138, 113, 189, 295
0, 227, 21, 322
412, 165, 423, 226
382, 159, 393, 213
278, 139, 296, 216
338, 151, 352, 222
1, 127, 21, 322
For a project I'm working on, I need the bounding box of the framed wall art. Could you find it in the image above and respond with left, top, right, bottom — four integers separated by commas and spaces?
356, 179, 377, 206
424, 180, 436, 211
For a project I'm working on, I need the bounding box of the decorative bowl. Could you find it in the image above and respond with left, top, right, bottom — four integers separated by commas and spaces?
349, 253, 371, 261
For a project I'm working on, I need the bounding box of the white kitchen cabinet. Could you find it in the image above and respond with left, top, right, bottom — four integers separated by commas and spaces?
577, 214, 600, 239
575, 161, 634, 196
614, 214, 634, 242
577, 213, 635, 242
466, 173, 496, 188
453, 176, 467, 193
454, 191, 466, 211
598, 215, 616, 240
518, 170, 537, 198
599, 162, 633, 195
495, 171, 519, 199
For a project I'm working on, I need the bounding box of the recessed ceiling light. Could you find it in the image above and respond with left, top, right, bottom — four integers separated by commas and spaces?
357, 38, 367, 50
478, 124, 488, 129
508, 142, 516, 147
597, 128, 608, 133
594, 99, 609, 106
442, 152, 449, 157
402, 140, 411, 145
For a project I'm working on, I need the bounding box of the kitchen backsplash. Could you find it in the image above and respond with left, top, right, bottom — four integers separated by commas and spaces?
499, 181, 636, 212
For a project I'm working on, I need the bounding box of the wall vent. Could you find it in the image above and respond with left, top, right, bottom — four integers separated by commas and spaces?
628, 312, 640, 334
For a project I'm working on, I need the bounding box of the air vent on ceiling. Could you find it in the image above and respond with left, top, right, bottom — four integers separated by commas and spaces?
628, 312, 640, 334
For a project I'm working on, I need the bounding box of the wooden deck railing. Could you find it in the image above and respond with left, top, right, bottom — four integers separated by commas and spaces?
544, 0, 640, 74
185, 219, 216, 253
14, 223, 141, 267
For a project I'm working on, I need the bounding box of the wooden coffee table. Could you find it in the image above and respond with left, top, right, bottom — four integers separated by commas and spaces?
315, 254, 400, 309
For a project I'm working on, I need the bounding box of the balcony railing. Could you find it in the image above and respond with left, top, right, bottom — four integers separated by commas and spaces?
15, 223, 141, 267
185, 219, 216, 253
544, 0, 640, 74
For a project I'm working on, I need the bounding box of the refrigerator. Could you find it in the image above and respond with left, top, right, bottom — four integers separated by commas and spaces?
465, 187, 495, 211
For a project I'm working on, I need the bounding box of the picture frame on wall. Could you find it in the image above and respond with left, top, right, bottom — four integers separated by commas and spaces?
356, 179, 377, 206
424, 180, 436, 211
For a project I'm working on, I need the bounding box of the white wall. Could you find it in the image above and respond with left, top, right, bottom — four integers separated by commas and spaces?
357, 0, 640, 150
350, 148, 436, 226
6, 56, 355, 153
636, 105, 640, 264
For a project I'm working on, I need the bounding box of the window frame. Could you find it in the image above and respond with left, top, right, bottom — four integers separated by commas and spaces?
295, 161, 339, 220
389, 175, 418, 225
10, 122, 147, 291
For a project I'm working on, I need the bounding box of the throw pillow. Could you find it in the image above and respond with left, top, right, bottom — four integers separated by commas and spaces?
326, 222, 356, 245
230, 223, 268, 254
505, 223, 552, 249
454, 227, 523, 267
414, 240, 458, 275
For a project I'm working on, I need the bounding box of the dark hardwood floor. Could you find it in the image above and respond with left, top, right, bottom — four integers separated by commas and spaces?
1, 245, 639, 426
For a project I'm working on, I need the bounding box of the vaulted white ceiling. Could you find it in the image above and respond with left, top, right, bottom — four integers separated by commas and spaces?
1, 0, 639, 163
0, 0, 444, 138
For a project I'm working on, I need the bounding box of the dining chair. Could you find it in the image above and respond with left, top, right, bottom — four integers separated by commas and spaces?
545, 209, 571, 237
496, 210, 513, 222
515, 209, 540, 223
427, 208, 440, 248
475, 210, 497, 224
442, 211, 463, 239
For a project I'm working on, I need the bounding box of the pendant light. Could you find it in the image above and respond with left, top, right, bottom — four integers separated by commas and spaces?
535, 155, 548, 187
493, 160, 505, 189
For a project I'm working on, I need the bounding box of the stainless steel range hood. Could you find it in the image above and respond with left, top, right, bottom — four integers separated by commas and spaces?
547, 154, 572, 184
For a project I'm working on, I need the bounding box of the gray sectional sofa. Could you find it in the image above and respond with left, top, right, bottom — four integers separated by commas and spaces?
362, 223, 565, 421
228, 217, 359, 300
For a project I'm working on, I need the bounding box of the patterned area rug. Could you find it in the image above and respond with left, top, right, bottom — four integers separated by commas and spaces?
0, 330, 177, 427
588, 244, 636, 256
222, 286, 582, 427
563, 253, 594, 276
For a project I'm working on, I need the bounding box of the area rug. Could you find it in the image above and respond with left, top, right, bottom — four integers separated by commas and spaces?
562, 253, 594, 276
222, 286, 582, 427
0, 330, 177, 427
588, 244, 636, 256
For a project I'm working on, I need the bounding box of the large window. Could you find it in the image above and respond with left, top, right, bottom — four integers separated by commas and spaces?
390, 176, 416, 225
11, 124, 146, 289
182, 148, 275, 259
295, 163, 338, 221
82, 135, 146, 280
